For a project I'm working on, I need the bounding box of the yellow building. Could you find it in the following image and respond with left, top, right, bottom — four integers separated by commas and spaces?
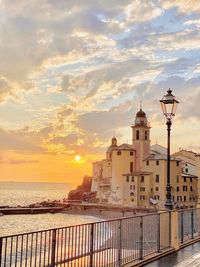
91, 108, 199, 209
173, 149, 200, 207
143, 145, 198, 209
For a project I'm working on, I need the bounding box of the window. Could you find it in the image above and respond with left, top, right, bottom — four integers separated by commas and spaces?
140, 187, 145, 192
180, 196, 182, 201
177, 175, 179, 183
184, 196, 187, 202
146, 161, 149, 166
176, 161, 179, 166
140, 195, 145, 200
131, 176, 134, 182
141, 176, 144, 182
126, 176, 129, 182
130, 151, 133, 156
117, 150, 121, 155
156, 160, 159, 165
184, 177, 187, 182
131, 198, 134, 202
155, 187, 159, 191
183, 185, 187, 191
185, 168, 188, 173
130, 192, 134, 196
177, 186, 179, 192
190, 177, 192, 183
136, 130, 139, 140
145, 131, 148, 140
156, 175, 159, 183
190, 197, 192, 201
190, 186, 193, 191
130, 162, 133, 173
177, 196, 179, 201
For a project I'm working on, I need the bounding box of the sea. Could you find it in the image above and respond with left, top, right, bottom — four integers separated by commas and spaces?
0, 182, 100, 237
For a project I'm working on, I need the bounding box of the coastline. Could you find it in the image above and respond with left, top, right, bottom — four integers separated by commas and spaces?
62, 207, 147, 221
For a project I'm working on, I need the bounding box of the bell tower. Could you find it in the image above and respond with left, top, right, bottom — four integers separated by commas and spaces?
131, 108, 150, 170
106, 137, 118, 159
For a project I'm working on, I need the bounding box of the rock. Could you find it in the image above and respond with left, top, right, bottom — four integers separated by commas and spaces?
68, 175, 92, 201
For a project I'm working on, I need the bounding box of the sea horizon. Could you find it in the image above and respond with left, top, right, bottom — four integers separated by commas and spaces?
0, 180, 76, 185
0, 181, 74, 207
0, 181, 99, 236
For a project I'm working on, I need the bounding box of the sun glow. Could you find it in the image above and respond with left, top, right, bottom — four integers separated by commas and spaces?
75, 155, 81, 161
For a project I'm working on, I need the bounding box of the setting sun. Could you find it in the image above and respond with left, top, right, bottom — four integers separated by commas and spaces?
75, 155, 81, 161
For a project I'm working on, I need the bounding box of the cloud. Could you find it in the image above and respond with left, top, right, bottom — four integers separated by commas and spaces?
52, 133, 78, 145
161, 0, 200, 14
1, 0, 200, 168
0, 127, 45, 153
0, 158, 39, 164
76, 101, 135, 133
125, 0, 163, 24
0, 77, 14, 102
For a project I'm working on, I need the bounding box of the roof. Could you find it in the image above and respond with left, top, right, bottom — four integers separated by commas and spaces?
123, 171, 152, 176
151, 144, 167, 155
181, 173, 198, 178
107, 145, 117, 152
145, 144, 180, 161
115, 143, 135, 151
144, 153, 178, 161
136, 108, 146, 118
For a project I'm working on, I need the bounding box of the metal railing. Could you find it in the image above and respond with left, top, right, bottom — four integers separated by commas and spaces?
178, 208, 200, 244
0, 212, 171, 267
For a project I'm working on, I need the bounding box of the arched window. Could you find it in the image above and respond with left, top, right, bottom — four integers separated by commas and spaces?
136, 130, 139, 140
117, 150, 121, 155
145, 130, 148, 140
130, 162, 133, 172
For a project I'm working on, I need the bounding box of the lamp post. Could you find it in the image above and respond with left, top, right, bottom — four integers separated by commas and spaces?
160, 89, 179, 210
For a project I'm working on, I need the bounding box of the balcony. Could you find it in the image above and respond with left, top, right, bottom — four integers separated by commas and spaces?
99, 177, 111, 187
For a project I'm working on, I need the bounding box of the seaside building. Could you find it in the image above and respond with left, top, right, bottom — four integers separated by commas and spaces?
91, 108, 199, 209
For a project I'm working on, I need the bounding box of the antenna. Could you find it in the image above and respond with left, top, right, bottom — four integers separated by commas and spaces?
140, 100, 142, 110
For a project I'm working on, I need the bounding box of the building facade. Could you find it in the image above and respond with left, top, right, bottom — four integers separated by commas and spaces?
91, 108, 199, 209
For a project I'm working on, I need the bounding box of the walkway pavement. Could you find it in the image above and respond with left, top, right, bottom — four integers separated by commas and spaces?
145, 242, 200, 267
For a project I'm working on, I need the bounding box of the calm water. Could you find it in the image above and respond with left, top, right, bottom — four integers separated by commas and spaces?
0, 182, 100, 236
0, 181, 72, 206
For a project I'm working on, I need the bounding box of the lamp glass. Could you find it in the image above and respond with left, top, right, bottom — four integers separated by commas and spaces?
160, 89, 179, 120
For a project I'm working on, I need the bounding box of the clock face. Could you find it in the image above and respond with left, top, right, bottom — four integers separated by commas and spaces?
135, 117, 147, 125
136, 118, 140, 124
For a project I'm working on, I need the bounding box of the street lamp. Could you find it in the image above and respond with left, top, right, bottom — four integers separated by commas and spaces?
160, 89, 179, 210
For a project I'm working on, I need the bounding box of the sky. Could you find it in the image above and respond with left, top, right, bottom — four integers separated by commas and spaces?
0, 0, 200, 184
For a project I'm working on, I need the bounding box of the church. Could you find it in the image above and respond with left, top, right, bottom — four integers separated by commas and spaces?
91, 108, 199, 209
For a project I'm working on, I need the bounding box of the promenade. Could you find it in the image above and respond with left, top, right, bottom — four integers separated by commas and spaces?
1, 208, 200, 266
146, 242, 200, 267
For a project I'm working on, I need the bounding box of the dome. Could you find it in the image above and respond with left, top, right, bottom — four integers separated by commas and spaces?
136, 108, 146, 118
135, 108, 148, 126
107, 137, 117, 152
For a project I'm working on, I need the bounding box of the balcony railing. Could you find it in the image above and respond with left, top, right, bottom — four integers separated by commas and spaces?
99, 178, 111, 187
178, 208, 200, 244
0, 212, 171, 267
